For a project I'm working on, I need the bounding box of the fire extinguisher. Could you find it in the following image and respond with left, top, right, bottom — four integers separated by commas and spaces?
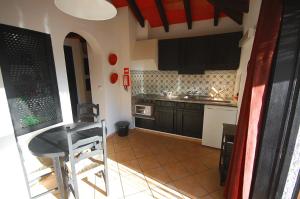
123, 67, 130, 90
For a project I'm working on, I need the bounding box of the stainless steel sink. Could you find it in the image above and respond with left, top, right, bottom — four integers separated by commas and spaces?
179, 95, 231, 103
152, 94, 232, 104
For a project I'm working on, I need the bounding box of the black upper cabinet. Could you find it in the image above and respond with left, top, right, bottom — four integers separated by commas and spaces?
178, 37, 211, 74
208, 32, 243, 70
158, 39, 181, 70
158, 32, 242, 73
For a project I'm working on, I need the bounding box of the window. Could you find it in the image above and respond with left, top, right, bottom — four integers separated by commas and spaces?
0, 24, 62, 136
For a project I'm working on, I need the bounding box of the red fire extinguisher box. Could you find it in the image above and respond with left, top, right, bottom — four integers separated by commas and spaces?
123, 67, 130, 90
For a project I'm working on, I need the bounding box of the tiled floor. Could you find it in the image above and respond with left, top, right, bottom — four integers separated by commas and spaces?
35, 128, 223, 199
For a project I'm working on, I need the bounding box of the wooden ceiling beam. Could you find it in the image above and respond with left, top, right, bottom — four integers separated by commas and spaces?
209, 0, 249, 13
183, 0, 192, 29
214, 6, 220, 26
155, 0, 169, 32
127, 0, 145, 27
208, 0, 245, 25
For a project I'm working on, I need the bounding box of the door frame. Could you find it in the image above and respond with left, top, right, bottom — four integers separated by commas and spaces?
250, 0, 300, 198
63, 45, 79, 121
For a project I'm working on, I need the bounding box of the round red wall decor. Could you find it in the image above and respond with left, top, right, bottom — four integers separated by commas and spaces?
110, 73, 118, 84
108, 53, 118, 65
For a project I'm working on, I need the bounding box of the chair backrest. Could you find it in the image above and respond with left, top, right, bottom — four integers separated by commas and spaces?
77, 103, 100, 122
66, 121, 107, 199
66, 122, 103, 164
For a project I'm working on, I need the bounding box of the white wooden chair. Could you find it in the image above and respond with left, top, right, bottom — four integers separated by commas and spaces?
66, 120, 109, 199
77, 103, 99, 122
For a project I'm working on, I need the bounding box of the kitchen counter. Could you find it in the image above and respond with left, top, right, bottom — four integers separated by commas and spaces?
132, 94, 237, 107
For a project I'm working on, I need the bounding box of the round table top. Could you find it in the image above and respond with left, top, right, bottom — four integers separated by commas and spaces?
28, 123, 102, 158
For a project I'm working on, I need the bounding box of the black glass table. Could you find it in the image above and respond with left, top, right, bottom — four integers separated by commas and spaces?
28, 123, 102, 199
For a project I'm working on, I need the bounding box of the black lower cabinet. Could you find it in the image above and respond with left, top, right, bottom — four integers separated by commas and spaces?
155, 107, 175, 133
153, 101, 204, 138
176, 109, 204, 138
135, 118, 155, 130
135, 101, 204, 139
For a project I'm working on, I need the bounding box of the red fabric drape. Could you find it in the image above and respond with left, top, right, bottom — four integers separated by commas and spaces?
224, 0, 283, 198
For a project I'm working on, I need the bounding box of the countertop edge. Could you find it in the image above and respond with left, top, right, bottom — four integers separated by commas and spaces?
132, 95, 238, 108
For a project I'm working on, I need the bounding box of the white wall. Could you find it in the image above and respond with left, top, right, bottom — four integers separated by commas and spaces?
0, 0, 134, 135
0, 0, 135, 197
236, 0, 262, 115
0, 69, 30, 198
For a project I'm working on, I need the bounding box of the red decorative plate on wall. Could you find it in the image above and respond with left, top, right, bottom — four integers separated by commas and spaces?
110, 73, 118, 84
108, 53, 117, 65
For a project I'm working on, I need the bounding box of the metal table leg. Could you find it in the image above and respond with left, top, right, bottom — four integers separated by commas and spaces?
52, 157, 68, 199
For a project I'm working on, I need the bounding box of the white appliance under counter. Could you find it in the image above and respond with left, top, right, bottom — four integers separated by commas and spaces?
202, 105, 238, 148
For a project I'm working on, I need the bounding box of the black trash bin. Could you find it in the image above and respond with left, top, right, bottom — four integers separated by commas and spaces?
116, 121, 130, 137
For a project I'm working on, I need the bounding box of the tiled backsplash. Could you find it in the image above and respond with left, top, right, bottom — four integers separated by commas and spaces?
131, 70, 237, 98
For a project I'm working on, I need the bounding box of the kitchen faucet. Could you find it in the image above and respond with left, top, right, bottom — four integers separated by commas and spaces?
209, 87, 226, 99
186, 89, 200, 96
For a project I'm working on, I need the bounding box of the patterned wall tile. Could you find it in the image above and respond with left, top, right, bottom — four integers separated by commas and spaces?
131, 70, 237, 99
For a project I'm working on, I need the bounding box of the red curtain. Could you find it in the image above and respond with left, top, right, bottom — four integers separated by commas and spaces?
224, 0, 283, 198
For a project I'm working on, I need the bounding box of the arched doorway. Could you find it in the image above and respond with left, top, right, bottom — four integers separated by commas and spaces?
63, 32, 92, 121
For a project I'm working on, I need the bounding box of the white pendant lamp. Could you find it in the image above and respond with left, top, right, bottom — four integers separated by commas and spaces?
54, 0, 117, 20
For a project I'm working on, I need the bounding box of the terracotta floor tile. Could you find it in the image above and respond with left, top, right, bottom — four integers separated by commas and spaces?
113, 136, 130, 145
120, 173, 150, 196
144, 167, 172, 185
92, 170, 124, 198
193, 169, 223, 193
133, 147, 153, 158
166, 143, 186, 152
180, 158, 209, 174
149, 145, 169, 155
36, 129, 222, 199
163, 162, 191, 181
118, 159, 142, 176
107, 158, 118, 171
155, 151, 178, 166
203, 150, 220, 159
148, 182, 184, 199
201, 155, 220, 169
114, 140, 131, 153
107, 145, 115, 155
169, 175, 208, 198
107, 136, 115, 146
186, 146, 219, 160
125, 190, 153, 199
129, 139, 148, 148
115, 148, 136, 163
172, 151, 192, 162
199, 195, 215, 199
108, 152, 116, 160
138, 155, 161, 171
209, 189, 224, 199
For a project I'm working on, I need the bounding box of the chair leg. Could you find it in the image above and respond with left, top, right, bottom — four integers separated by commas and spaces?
101, 120, 109, 196
67, 129, 80, 199
71, 167, 80, 199
102, 147, 109, 196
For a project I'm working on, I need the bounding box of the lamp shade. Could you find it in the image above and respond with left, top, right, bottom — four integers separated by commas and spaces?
55, 0, 117, 21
